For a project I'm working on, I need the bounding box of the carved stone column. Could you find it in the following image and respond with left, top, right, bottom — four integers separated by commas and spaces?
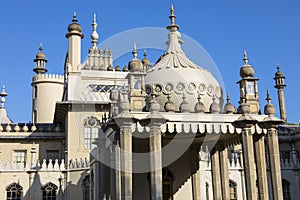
211, 147, 222, 200
219, 144, 230, 200
254, 135, 269, 200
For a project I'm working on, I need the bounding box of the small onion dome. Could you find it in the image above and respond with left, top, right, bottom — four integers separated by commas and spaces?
115, 65, 121, 72
240, 50, 254, 78
237, 97, 250, 114
128, 42, 143, 72
194, 94, 205, 113
107, 64, 114, 71
142, 50, 150, 65
164, 95, 175, 112
149, 95, 161, 113
34, 44, 47, 61
224, 95, 236, 114
209, 96, 220, 114
66, 13, 84, 39
264, 91, 276, 116
275, 65, 284, 77
179, 94, 190, 113
123, 65, 128, 72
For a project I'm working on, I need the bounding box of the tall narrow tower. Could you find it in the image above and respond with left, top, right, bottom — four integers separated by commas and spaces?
65, 13, 84, 73
31, 44, 64, 123
237, 51, 260, 114
274, 65, 287, 123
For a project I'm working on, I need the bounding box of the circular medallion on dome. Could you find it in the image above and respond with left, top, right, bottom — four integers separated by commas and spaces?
207, 85, 214, 96
175, 82, 185, 94
145, 85, 153, 95
163, 82, 174, 94
154, 84, 163, 94
198, 83, 206, 94
186, 82, 197, 94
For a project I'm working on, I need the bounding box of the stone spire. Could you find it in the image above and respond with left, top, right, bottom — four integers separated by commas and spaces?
0, 85, 12, 123
33, 43, 48, 74
128, 42, 143, 72
91, 13, 99, 48
274, 64, 287, 122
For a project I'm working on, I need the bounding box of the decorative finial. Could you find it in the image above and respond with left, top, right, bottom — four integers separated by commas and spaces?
143, 49, 147, 58
73, 12, 77, 22
243, 50, 249, 65
266, 90, 271, 104
132, 42, 138, 59
0, 85, 8, 109
91, 13, 99, 47
39, 42, 43, 52
277, 63, 281, 71
167, 4, 180, 31
226, 94, 231, 102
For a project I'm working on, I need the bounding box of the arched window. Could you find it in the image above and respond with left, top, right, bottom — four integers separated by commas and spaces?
6, 183, 22, 200
82, 175, 90, 200
42, 182, 58, 200
282, 179, 291, 200
229, 180, 237, 200
84, 116, 100, 149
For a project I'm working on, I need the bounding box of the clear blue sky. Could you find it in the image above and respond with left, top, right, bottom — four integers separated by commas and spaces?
0, 0, 299, 123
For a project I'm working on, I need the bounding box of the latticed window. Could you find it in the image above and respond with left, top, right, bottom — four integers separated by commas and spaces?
42, 182, 57, 200
282, 179, 291, 200
6, 183, 22, 200
84, 116, 100, 149
229, 180, 237, 200
13, 150, 26, 167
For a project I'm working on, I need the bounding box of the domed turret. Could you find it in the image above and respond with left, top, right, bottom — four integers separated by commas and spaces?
264, 91, 276, 117
240, 50, 254, 78
223, 95, 236, 114
128, 43, 143, 72
164, 95, 175, 112
194, 94, 205, 113
209, 96, 220, 114
66, 13, 84, 39
33, 43, 48, 74
145, 5, 222, 112
179, 94, 190, 113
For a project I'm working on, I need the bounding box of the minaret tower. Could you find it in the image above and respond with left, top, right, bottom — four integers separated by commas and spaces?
237, 50, 260, 113
128, 42, 146, 111
274, 65, 287, 123
31, 44, 64, 123
65, 13, 84, 73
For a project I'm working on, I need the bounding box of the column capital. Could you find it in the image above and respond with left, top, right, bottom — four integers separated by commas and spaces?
233, 115, 258, 129
258, 116, 283, 129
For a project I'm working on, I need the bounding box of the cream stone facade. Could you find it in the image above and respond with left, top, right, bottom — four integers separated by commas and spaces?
0, 6, 299, 200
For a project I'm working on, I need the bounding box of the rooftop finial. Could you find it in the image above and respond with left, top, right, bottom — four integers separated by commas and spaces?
39, 42, 43, 52
91, 13, 99, 47
266, 90, 271, 104
226, 94, 231, 102
132, 42, 138, 59
73, 12, 77, 22
167, 4, 180, 31
0, 85, 8, 109
143, 49, 147, 58
243, 50, 249, 65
